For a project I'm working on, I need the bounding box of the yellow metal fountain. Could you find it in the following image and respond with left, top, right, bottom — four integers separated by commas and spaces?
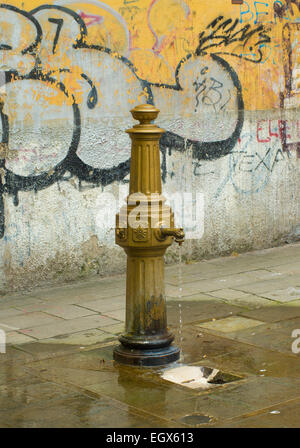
113, 104, 184, 366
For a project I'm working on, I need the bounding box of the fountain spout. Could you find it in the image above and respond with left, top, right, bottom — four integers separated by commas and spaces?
159, 228, 185, 245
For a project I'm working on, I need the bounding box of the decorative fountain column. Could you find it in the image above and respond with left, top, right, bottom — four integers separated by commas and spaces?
113, 104, 184, 367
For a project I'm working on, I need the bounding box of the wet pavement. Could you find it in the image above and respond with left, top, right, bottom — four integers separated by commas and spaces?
1, 242, 300, 427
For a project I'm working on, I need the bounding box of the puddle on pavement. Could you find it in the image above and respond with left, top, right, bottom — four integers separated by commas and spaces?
179, 414, 212, 426
160, 364, 242, 390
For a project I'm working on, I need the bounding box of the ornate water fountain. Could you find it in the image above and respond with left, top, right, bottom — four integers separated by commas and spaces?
114, 104, 184, 366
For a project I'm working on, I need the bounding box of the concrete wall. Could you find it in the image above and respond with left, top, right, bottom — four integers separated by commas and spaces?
0, 0, 299, 291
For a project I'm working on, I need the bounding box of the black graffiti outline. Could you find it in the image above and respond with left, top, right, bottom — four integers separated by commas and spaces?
195, 15, 271, 64
45, 68, 99, 110
2, 71, 80, 196
0, 3, 43, 55
0, 44, 12, 50
0, 4, 246, 238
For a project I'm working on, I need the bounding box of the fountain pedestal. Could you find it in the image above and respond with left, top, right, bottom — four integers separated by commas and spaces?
113, 104, 184, 367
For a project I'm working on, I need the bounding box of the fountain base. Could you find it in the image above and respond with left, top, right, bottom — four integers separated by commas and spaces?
113, 344, 180, 367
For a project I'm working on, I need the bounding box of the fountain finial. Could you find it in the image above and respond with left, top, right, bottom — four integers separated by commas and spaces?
130, 103, 160, 125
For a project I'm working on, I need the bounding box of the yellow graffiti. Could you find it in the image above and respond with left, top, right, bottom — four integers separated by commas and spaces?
0, 0, 299, 112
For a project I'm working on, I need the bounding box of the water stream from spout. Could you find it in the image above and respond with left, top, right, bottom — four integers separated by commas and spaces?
177, 243, 184, 362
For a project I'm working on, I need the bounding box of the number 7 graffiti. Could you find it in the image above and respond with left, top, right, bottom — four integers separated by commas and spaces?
48, 17, 64, 54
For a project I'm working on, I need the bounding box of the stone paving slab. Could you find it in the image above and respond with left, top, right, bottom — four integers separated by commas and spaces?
260, 287, 300, 303
195, 316, 265, 333
164, 263, 276, 284
192, 337, 300, 378
0, 311, 63, 331
233, 275, 300, 295
205, 289, 276, 309
103, 309, 125, 321
0, 308, 29, 319
217, 398, 300, 427
39, 329, 115, 346
224, 327, 297, 355
239, 304, 300, 322
167, 298, 242, 328
6, 331, 36, 345
76, 297, 125, 313
0, 296, 43, 310
186, 270, 284, 290
0, 377, 78, 408
173, 326, 246, 364
14, 303, 98, 319
0, 394, 179, 428
19, 315, 119, 340
100, 323, 125, 335
268, 262, 300, 275
166, 292, 215, 302
287, 299, 300, 307
11, 341, 85, 361
33, 282, 125, 303
225, 317, 300, 339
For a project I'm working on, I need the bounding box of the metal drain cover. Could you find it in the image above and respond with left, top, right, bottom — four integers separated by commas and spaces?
161, 365, 242, 390
180, 414, 212, 426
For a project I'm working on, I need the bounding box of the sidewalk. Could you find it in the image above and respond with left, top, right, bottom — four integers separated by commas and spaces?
1, 242, 300, 428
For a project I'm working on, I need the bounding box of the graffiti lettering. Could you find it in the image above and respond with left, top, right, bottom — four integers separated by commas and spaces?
215, 130, 291, 198
193, 74, 231, 113
195, 14, 271, 63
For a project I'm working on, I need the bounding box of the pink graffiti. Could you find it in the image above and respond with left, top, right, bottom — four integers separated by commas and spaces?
56, 0, 132, 56
79, 11, 104, 27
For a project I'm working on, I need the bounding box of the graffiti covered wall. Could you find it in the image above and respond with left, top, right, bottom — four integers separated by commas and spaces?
0, 0, 299, 290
